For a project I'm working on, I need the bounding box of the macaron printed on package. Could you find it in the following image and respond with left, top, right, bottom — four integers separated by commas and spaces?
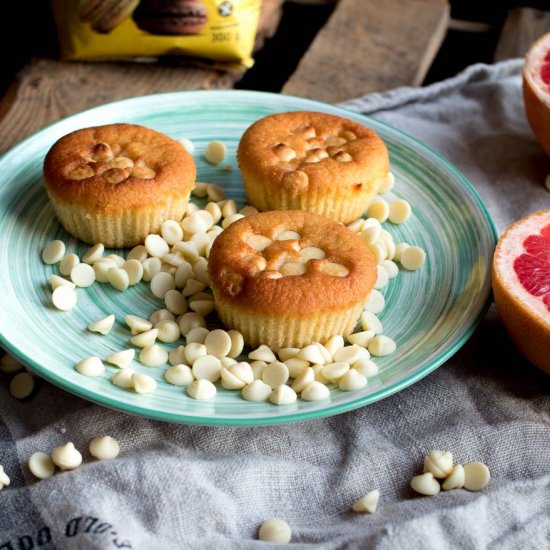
51, 0, 261, 67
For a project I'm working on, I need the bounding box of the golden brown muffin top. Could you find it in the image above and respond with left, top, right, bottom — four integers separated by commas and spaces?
237, 111, 389, 194
208, 211, 377, 316
43, 123, 196, 214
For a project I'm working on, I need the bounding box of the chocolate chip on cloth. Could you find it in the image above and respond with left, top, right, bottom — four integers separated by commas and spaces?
133, 0, 209, 35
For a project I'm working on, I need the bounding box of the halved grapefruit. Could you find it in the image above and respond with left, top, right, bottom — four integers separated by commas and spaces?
492, 211, 550, 373
523, 32, 550, 156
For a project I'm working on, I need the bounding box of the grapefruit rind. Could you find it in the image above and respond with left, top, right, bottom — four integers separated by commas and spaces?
492, 210, 550, 374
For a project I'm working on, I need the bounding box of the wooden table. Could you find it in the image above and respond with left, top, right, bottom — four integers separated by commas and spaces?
0, 1, 548, 155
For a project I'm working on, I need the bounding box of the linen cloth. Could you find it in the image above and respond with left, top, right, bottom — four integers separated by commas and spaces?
1, 60, 550, 550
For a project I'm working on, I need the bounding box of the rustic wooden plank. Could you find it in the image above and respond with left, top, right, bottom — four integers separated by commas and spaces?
283, 0, 450, 102
494, 7, 550, 61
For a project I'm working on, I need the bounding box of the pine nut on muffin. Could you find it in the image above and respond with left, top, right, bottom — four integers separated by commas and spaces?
208, 210, 377, 349
43, 123, 196, 248
237, 111, 390, 224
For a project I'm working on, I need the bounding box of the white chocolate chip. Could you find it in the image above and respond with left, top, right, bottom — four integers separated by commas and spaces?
174, 261, 194, 289
192, 355, 222, 382
164, 289, 188, 315
262, 361, 289, 389
193, 259, 210, 286
220, 357, 237, 368
393, 243, 410, 263
145, 234, 170, 258
222, 213, 245, 229
241, 379, 272, 402
269, 385, 297, 405
187, 379, 216, 400
204, 329, 232, 358
123, 259, 144, 286
347, 218, 366, 233
52, 286, 77, 311
10, 372, 34, 399
368, 335, 396, 356
75, 356, 105, 377
221, 367, 246, 389
249, 345, 277, 363
151, 272, 176, 299
127, 245, 148, 262
168, 345, 187, 366
258, 518, 292, 544
322, 362, 350, 382
107, 267, 129, 291
251, 361, 267, 379
179, 137, 194, 154
132, 372, 157, 393
389, 199, 412, 224
227, 330, 244, 358
105, 254, 125, 267
106, 349, 135, 368
49, 274, 76, 290
28, 452, 55, 480
186, 326, 210, 344
182, 211, 215, 234
297, 345, 326, 365
312, 364, 329, 384
284, 358, 310, 378
222, 199, 238, 218
301, 381, 330, 401
352, 359, 378, 378
278, 347, 300, 362
333, 345, 364, 364
60, 253, 80, 276
161, 220, 184, 245
185, 343, 207, 365
240, 205, 258, 216
367, 199, 390, 223
463, 462, 490, 491
205, 201, 223, 224
378, 172, 395, 193
182, 279, 206, 297
291, 367, 314, 393
88, 314, 115, 335
89, 436, 120, 460
411, 473, 440, 496
369, 242, 386, 265
156, 320, 180, 343
165, 364, 194, 386
111, 368, 135, 389
381, 259, 399, 278
178, 312, 206, 335
361, 218, 382, 245
206, 183, 225, 202
424, 450, 453, 478
324, 336, 345, 359
0, 465, 9, 487
142, 257, 162, 282
339, 369, 367, 391
92, 259, 115, 283
352, 490, 380, 513
360, 312, 383, 334
42, 240, 66, 264
400, 246, 426, 271
51, 442, 82, 471
205, 141, 226, 164
347, 330, 375, 347
364, 290, 385, 314
374, 265, 389, 290
70, 263, 95, 287
125, 315, 152, 335
82, 243, 104, 264
130, 328, 158, 348
442, 465, 465, 490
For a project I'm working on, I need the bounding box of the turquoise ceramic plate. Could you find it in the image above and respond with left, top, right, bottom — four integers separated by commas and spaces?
0, 91, 496, 425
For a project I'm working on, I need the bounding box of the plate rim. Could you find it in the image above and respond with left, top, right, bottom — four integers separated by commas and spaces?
0, 89, 498, 426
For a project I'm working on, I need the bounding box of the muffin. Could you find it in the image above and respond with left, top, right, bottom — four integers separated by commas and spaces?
43, 123, 196, 248
208, 210, 377, 349
237, 111, 390, 224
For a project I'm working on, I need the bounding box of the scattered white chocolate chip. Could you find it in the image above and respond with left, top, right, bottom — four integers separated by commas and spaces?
393, 242, 410, 263
389, 199, 412, 224
204, 329, 232, 358
339, 369, 367, 391
105, 254, 125, 267
284, 358, 310, 378
378, 172, 395, 193
221, 367, 246, 390
361, 218, 382, 245
88, 314, 115, 335
75, 356, 105, 377
352, 489, 380, 513
106, 349, 135, 368
291, 367, 314, 393
178, 312, 206, 335
185, 326, 209, 345
410, 472, 440, 496
262, 361, 289, 389
82, 243, 104, 264
220, 356, 237, 368
185, 343, 207, 364
400, 246, 426, 271
60, 253, 80, 276
51, 442, 82, 471
352, 359, 379, 378
179, 137, 194, 155
301, 381, 330, 401
251, 360, 267, 380
187, 379, 217, 400
381, 259, 399, 278
463, 462, 490, 491
258, 519, 292, 544
297, 344, 326, 365
161, 220, 184, 245
333, 345, 363, 365
131, 328, 159, 348
145, 234, 169, 258
249, 345, 277, 363
168, 345, 187, 366
107, 267, 129, 291
123, 259, 144, 286
424, 450, 453, 478
42, 240, 66, 264
360, 311, 383, 334
49, 274, 76, 290
132, 372, 157, 394
229, 362, 254, 385
227, 330, 244, 358
442, 465, 465, 490
164, 289, 187, 315
205, 141, 226, 164
28, 452, 55, 480
165, 364, 194, 386
241, 379, 272, 402
192, 355, 222, 382
322, 362, 350, 382
111, 368, 135, 389
89, 436, 120, 460
127, 245, 148, 262
0, 354, 23, 374
70, 263, 96, 287
374, 265, 389, 290
367, 199, 390, 223
125, 315, 152, 335
222, 213, 245, 229
269, 385, 297, 405
93, 258, 116, 283
139, 344, 168, 368
324, 335, 345, 359
156, 320, 180, 343
151, 272, 176, 299
278, 347, 300, 362
368, 335, 396, 356
182, 279, 206, 297
347, 330, 375, 347
142, 257, 162, 282
10, 372, 34, 399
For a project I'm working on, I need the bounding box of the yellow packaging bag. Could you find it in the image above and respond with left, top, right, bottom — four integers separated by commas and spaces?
51, 0, 261, 68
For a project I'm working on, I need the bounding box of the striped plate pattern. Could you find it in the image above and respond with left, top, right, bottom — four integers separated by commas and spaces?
0, 91, 496, 425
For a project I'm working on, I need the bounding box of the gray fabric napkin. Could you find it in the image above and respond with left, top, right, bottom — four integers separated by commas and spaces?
1, 59, 550, 550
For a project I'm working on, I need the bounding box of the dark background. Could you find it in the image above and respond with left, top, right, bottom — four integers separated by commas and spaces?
1, 0, 549, 99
